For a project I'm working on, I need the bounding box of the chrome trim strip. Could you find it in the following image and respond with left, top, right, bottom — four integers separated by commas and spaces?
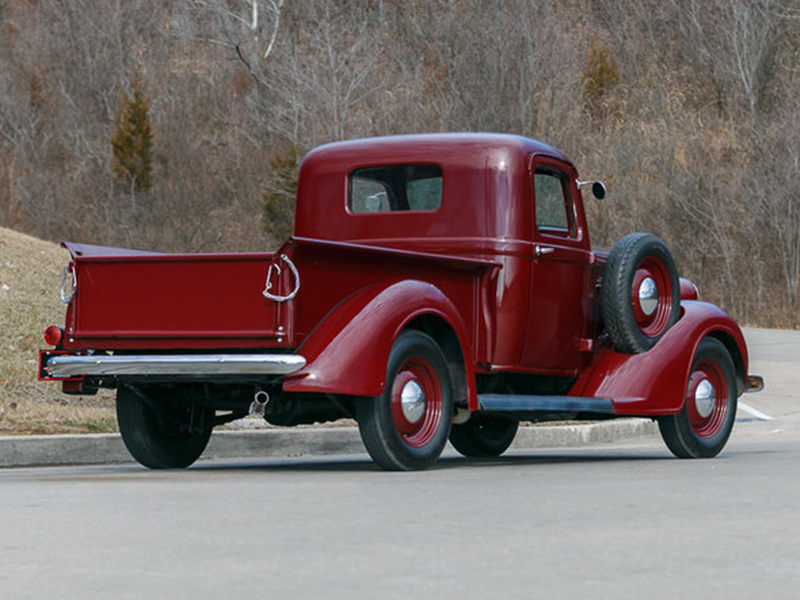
46, 353, 307, 378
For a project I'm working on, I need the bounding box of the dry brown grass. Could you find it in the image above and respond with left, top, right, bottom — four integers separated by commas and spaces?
0, 227, 117, 435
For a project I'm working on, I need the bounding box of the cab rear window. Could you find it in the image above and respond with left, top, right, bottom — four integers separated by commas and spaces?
349, 164, 442, 213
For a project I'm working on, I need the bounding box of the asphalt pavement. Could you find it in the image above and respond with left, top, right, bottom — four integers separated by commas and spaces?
1, 328, 795, 600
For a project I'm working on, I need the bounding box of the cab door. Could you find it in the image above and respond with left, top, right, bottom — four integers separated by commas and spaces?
520, 156, 594, 372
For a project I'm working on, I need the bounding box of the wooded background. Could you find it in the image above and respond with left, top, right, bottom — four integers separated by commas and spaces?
1, 0, 799, 327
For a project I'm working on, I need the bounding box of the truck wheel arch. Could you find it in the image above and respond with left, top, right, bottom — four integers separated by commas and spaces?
707, 330, 746, 397
282, 281, 475, 403
573, 301, 749, 416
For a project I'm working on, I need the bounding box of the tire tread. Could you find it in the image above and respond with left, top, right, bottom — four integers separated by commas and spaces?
602, 232, 680, 354
117, 386, 213, 469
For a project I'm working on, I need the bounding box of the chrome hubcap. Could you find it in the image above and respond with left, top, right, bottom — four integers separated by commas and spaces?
694, 379, 716, 419
400, 380, 426, 423
638, 277, 659, 317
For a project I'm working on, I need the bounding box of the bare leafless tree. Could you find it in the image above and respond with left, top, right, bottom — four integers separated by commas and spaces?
675, 0, 789, 119
191, 0, 286, 85
1, 0, 799, 325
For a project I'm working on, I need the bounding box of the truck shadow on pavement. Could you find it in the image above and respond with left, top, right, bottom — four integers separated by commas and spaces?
189, 449, 678, 474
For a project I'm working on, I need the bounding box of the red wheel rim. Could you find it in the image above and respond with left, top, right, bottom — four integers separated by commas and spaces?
685, 358, 729, 438
390, 357, 443, 448
630, 256, 673, 338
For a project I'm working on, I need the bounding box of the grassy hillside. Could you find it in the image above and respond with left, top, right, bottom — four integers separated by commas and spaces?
0, 227, 116, 434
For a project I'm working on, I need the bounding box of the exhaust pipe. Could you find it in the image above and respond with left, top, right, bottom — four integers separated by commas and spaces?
249, 390, 270, 417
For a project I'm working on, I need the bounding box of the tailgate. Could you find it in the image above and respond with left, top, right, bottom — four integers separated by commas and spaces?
61, 243, 293, 350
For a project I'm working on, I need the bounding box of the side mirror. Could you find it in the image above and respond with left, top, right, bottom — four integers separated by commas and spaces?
577, 180, 606, 200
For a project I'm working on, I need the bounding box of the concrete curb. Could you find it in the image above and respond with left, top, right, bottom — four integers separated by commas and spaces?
0, 419, 658, 468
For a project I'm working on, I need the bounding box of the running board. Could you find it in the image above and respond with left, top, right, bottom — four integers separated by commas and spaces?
477, 394, 615, 416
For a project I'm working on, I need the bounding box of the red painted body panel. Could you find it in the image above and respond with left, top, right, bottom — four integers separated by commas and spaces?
284, 237, 497, 354
571, 301, 748, 415
283, 279, 477, 400
62, 246, 289, 350
524, 155, 594, 371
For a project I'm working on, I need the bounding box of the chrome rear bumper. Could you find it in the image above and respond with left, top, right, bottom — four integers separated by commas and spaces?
45, 353, 306, 378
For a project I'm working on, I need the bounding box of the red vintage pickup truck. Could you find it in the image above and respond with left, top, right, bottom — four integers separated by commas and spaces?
39, 133, 762, 470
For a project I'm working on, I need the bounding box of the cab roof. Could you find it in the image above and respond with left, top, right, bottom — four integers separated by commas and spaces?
302, 133, 572, 169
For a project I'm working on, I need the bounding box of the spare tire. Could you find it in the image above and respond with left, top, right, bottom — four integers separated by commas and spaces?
602, 233, 680, 354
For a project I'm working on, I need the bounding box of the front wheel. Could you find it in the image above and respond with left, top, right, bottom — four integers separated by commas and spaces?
658, 337, 737, 458
356, 330, 453, 471
117, 385, 214, 469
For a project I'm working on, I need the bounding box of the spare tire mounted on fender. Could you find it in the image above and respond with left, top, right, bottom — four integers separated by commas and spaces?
602, 233, 680, 354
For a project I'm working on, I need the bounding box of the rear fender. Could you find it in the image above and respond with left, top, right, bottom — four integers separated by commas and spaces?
572, 301, 748, 415
283, 280, 475, 400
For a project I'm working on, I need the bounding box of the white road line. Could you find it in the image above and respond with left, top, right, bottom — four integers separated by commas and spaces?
739, 402, 774, 421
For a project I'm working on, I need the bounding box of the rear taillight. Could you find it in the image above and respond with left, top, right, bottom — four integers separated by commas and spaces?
44, 325, 64, 347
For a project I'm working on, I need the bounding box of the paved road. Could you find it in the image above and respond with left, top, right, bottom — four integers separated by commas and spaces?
0, 329, 797, 600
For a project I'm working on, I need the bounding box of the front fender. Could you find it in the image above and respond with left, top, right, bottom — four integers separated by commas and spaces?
282, 280, 473, 398
571, 301, 748, 416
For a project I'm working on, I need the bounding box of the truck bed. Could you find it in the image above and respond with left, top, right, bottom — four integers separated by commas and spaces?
60, 238, 499, 354
61, 242, 287, 350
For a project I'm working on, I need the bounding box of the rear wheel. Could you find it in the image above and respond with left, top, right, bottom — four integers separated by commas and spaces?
357, 331, 452, 471
116, 385, 214, 469
449, 415, 518, 457
658, 337, 737, 458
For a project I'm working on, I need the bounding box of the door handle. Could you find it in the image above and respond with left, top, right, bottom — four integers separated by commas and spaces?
535, 246, 555, 257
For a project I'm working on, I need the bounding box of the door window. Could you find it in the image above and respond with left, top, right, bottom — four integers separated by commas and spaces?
534, 170, 573, 236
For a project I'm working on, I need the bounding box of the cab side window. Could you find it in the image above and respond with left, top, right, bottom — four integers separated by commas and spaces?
534, 169, 573, 236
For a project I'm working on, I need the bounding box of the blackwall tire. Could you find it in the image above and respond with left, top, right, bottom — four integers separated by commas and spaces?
449, 415, 519, 457
116, 385, 214, 469
602, 232, 680, 354
356, 330, 453, 471
657, 337, 737, 458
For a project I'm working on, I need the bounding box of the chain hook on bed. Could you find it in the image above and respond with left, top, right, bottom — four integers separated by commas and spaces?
263, 254, 300, 302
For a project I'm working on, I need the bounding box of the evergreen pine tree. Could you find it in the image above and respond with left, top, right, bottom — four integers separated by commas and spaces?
110, 71, 153, 192
262, 147, 299, 241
